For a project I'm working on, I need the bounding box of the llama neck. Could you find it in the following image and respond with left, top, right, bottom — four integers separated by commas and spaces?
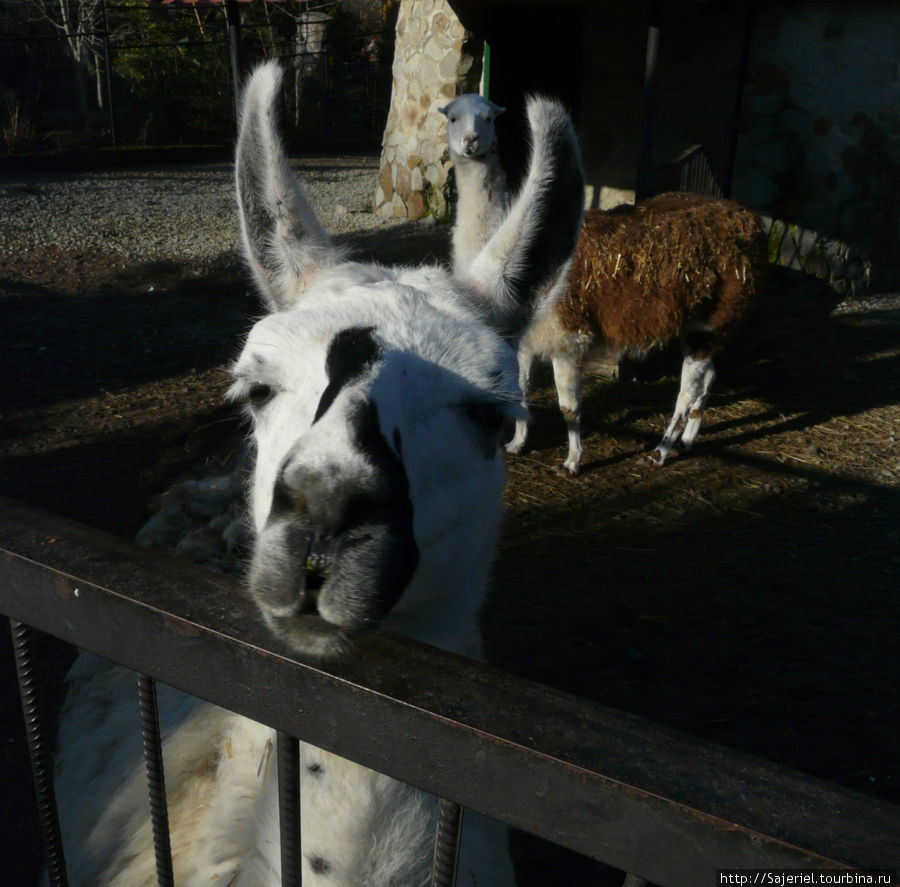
453, 151, 508, 218
451, 151, 509, 274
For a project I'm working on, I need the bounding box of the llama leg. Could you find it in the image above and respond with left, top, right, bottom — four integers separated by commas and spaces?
505, 345, 535, 455
681, 356, 716, 452
650, 354, 715, 465
551, 352, 584, 475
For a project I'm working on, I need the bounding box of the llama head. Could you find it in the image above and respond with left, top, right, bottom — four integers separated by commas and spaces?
439, 94, 506, 159
231, 63, 583, 659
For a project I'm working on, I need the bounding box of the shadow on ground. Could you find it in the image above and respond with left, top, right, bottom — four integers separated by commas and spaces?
1, 230, 897, 885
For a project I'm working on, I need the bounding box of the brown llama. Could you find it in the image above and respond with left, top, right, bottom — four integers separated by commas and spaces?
505, 192, 768, 473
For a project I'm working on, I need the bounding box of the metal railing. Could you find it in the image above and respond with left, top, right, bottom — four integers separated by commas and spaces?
1, 495, 898, 886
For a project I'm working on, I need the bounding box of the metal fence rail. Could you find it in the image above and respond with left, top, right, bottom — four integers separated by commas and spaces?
1, 495, 898, 886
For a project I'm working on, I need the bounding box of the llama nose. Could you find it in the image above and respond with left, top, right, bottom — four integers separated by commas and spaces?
462, 134, 478, 155
275, 441, 388, 535
273, 461, 344, 531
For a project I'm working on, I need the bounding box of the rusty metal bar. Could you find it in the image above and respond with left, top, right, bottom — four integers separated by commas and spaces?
430, 799, 463, 887
277, 731, 302, 887
1, 497, 898, 886
137, 673, 175, 887
10, 618, 69, 887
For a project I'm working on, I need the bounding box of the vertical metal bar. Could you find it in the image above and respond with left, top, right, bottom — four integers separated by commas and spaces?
635, 0, 661, 201
277, 731, 302, 887
10, 619, 69, 887
137, 674, 175, 887
430, 798, 464, 887
226, 0, 243, 125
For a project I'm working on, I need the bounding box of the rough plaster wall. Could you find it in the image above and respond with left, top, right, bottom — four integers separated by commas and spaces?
573, 1, 898, 293
732, 3, 899, 291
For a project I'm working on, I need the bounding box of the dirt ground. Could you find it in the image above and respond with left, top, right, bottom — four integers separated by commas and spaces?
0, 219, 897, 884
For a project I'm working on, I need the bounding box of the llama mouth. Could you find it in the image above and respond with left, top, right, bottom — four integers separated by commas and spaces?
248, 520, 418, 659
297, 550, 331, 612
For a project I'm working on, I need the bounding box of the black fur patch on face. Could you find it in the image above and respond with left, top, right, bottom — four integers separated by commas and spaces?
314, 326, 381, 423
342, 399, 418, 619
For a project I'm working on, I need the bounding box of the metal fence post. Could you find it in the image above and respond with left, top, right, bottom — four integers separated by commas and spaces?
430, 798, 464, 887
137, 674, 175, 887
226, 0, 244, 125
10, 618, 68, 887
277, 731, 302, 887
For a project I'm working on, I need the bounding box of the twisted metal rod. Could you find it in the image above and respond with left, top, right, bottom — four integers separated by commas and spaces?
430, 798, 464, 887
137, 673, 175, 887
10, 618, 69, 887
277, 731, 302, 887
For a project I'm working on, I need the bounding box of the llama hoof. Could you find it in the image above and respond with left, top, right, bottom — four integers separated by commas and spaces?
504, 441, 524, 456
646, 448, 667, 466
552, 462, 579, 478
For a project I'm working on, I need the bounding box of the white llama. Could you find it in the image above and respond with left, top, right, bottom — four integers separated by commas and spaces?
439, 94, 509, 274
47, 63, 584, 887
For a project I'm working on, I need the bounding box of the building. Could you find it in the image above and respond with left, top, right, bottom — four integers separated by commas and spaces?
376, 0, 900, 293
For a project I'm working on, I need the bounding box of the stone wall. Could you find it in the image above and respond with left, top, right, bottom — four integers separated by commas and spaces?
374, 0, 482, 222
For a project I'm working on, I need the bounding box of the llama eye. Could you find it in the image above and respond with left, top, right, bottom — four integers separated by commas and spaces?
248, 383, 274, 408
465, 403, 504, 434
449, 115, 456, 124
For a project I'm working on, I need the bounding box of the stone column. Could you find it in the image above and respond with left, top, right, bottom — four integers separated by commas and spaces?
375, 0, 483, 222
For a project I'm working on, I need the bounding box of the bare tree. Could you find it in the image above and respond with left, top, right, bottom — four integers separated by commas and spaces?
30, 0, 106, 124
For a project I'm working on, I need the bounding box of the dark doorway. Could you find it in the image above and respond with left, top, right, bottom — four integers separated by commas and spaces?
483, 2, 586, 188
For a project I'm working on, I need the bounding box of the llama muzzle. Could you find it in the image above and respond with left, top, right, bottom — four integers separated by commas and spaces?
248, 516, 418, 659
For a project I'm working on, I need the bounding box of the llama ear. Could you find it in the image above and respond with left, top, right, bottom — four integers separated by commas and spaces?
464, 95, 584, 339
490, 101, 506, 116
235, 62, 340, 312
438, 104, 450, 117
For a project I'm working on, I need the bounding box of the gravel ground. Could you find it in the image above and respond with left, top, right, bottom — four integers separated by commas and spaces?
3, 155, 897, 311
0, 155, 397, 269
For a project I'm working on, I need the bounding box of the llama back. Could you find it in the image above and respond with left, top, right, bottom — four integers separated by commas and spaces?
559, 193, 767, 353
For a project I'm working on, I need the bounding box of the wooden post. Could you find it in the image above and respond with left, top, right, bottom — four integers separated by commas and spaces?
723, 0, 757, 197
635, 0, 661, 202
